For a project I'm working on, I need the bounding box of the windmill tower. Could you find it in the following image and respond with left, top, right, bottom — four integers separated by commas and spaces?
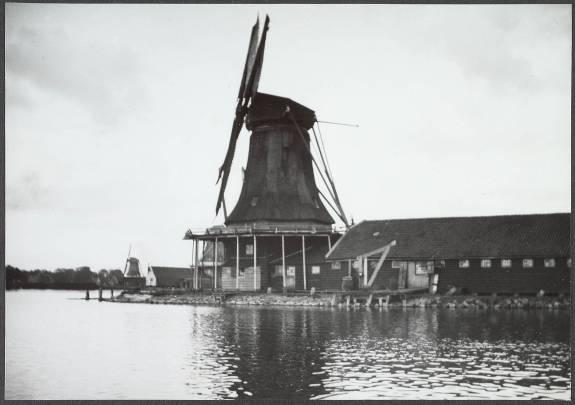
185, 16, 348, 292
122, 247, 146, 290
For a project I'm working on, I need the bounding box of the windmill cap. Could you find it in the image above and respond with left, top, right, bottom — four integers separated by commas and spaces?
246, 92, 316, 130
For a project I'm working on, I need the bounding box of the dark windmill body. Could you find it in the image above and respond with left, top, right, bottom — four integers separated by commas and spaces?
185, 17, 349, 292
123, 256, 146, 291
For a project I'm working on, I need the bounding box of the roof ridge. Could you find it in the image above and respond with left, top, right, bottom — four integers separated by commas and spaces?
360, 212, 570, 223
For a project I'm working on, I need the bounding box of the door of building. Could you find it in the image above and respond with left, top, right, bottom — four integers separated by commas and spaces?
398, 264, 408, 289
286, 266, 296, 289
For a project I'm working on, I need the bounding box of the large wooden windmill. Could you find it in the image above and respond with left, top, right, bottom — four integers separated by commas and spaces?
185, 16, 348, 292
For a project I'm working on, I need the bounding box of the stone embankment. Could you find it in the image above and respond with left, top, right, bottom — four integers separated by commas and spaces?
110, 291, 570, 309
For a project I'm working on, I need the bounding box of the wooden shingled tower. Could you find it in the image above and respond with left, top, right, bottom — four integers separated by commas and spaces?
186, 16, 348, 292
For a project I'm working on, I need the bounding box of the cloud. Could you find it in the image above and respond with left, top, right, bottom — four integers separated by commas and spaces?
402, 5, 571, 93
5, 20, 148, 127
6, 172, 51, 211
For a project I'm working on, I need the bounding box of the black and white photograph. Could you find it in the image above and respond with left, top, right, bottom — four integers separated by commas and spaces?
4, 3, 572, 400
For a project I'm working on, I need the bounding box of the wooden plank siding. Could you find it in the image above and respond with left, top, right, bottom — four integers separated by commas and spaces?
436, 257, 570, 294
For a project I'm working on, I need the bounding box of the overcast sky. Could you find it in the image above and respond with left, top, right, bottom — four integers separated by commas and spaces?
5, 4, 571, 271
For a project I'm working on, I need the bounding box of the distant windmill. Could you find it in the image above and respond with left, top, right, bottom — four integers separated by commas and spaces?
122, 244, 145, 290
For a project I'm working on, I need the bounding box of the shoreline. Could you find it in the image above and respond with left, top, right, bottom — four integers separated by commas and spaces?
108, 291, 570, 310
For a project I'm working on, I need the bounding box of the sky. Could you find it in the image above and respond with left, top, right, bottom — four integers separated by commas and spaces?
5, 4, 571, 271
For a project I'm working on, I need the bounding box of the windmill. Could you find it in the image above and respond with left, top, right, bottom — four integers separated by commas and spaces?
122, 245, 145, 290
186, 16, 349, 293
215, 15, 348, 228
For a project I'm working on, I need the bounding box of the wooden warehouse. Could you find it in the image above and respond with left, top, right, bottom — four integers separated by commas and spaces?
325, 213, 571, 295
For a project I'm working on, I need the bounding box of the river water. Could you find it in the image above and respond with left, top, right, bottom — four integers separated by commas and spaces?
5, 290, 571, 400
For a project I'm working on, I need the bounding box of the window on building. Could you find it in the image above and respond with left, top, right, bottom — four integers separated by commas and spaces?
501, 259, 512, 268
434, 260, 446, 269
274, 266, 283, 277
391, 261, 402, 268
522, 259, 534, 268
246, 244, 254, 255
481, 259, 492, 268
312, 266, 321, 275
458, 259, 470, 268
544, 258, 556, 268
331, 261, 341, 270
415, 261, 434, 274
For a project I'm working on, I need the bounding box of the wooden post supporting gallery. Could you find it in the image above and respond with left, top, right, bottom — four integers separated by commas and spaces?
214, 237, 219, 290
327, 235, 332, 250
236, 236, 240, 290
194, 239, 199, 290
253, 235, 257, 291
363, 257, 368, 287
282, 235, 286, 291
302, 236, 307, 291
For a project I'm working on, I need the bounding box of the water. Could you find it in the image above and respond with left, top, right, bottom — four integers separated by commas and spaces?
5, 290, 571, 400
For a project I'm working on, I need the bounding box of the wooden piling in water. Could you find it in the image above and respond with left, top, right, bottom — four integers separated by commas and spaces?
98, 288, 103, 302
85, 290, 90, 300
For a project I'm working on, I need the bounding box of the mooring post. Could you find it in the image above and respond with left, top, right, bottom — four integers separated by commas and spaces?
98, 288, 103, 302
85, 290, 90, 300
111, 288, 114, 298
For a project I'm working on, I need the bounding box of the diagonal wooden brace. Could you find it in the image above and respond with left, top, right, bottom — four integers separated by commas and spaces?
366, 240, 397, 288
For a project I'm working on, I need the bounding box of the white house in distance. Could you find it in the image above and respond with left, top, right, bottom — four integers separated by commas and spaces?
146, 266, 194, 289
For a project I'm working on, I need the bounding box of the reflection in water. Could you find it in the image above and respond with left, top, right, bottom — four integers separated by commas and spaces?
315, 337, 569, 400
5, 291, 571, 400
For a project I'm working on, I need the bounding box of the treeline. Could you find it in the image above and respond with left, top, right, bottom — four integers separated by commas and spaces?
6, 265, 124, 290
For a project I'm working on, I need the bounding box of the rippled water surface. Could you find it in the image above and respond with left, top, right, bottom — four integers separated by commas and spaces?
5, 290, 571, 400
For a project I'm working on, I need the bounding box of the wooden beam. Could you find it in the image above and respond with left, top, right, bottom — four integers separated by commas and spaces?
302, 236, 307, 291
360, 240, 397, 259
214, 237, 219, 290
253, 235, 257, 291
194, 238, 199, 290
366, 240, 396, 288
282, 235, 286, 289
236, 236, 240, 290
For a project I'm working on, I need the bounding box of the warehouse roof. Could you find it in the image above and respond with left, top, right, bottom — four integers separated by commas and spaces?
326, 213, 570, 260
149, 266, 193, 285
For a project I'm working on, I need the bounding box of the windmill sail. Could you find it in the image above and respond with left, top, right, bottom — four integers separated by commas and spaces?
238, 18, 260, 100
215, 16, 270, 216
245, 15, 270, 100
